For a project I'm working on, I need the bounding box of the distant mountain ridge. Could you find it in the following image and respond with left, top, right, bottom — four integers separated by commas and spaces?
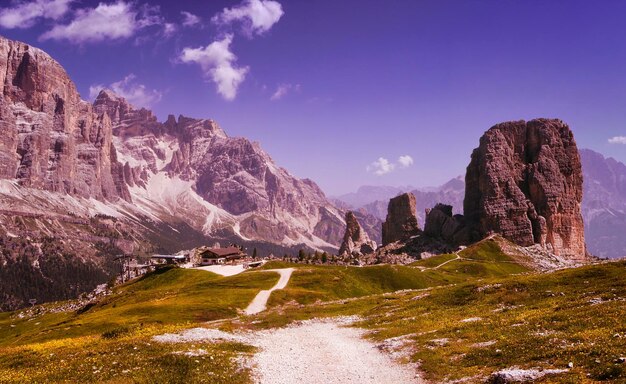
334, 185, 414, 208
579, 149, 626, 258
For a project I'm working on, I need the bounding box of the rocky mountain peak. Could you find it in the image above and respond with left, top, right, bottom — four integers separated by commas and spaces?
93, 89, 161, 137
0, 35, 346, 257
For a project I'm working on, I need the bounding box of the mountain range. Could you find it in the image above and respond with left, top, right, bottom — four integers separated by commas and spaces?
0, 34, 623, 312
0, 35, 348, 309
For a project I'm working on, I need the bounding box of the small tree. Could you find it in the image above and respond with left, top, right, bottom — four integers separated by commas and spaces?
298, 249, 306, 262
321, 252, 328, 264
252, 248, 258, 259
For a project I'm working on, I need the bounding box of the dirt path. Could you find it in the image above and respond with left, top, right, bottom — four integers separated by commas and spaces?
195, 264, 247, 276
250, 318, 421, 384
244, 268, 294, 315
154, 317, 422, 384
431, 254, 461, 269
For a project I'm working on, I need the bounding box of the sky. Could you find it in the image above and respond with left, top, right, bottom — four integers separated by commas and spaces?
1, 0, 625, 195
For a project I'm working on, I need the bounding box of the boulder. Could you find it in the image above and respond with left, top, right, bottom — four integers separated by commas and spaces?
424, 203, 468, 244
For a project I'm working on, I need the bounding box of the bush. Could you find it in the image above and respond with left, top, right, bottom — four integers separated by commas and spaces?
101, 326, 131, 339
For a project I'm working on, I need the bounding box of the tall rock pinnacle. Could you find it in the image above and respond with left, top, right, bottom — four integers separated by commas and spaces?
464, 118, 586, 260
338, 211, 377, 256
381, 192, 420, 246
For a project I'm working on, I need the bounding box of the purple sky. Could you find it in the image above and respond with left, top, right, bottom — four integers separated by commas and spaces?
1, 0, 625, 195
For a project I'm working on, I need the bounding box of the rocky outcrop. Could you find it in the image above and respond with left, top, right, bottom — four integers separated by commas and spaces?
424, 203, 468, 244
338, 211, 377, 256
338, 177, 465, 228
352, 209, 383, 245
382, 193, 420, 245
0, 36, 129, 201
464, 119, 586, 260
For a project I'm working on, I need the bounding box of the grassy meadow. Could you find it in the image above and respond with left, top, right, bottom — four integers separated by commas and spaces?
0, 238, 624, 383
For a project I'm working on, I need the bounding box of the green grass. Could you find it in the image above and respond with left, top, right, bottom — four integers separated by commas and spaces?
0, 266, 279, 346
3, 239, 621, 383
0, 266, 282, 383
0, 333, 254, 383
267, 238, 530, 307
459, 238, 516, 262
409, 253, 457, 268
247, 260, 626, 383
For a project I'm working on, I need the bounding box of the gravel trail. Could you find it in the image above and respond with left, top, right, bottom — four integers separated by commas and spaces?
250, 318, 421, 384
154, 317, 421, 384
244, 268, 294, 315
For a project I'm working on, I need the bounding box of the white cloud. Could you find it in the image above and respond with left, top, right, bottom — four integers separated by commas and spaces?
181, 11, 200, 27
179, 35, 249, 101
89, 74, 162, 108
366, 155, 414, 176
163, 22, 177, 37
398, 155, 414, 168
608, 136, 626, 144
366, 157, 395, 176
212, 0, 283, 36
40, 1, 161, 44
0, 0, 73, 29
270, 83, 300, 100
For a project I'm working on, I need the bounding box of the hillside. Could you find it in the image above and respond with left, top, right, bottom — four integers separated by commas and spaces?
0, 239, 626, 383
2, 239, 624, 383
251, 260, 626, 383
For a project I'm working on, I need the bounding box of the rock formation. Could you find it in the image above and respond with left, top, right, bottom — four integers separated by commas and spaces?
338, 211, 377, 256
381, 193, 420, 245
337, 177, 465, 228
423, 203, 467, 244
464, 119, 586, 260
0, 36, 129, 201
91, 90, 345, 248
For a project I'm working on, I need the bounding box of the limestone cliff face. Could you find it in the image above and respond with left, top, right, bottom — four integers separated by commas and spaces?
338, 211, 377, 256
464, 119, 586, 260
381, 193, 420, 246
0, 36, 129, 201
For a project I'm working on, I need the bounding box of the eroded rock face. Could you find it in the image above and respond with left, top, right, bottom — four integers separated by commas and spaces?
382, 193, 420, 245
464, 119, 586, 260
93, 87, 345, 249
0, 36, 129, 201
338, 211, 377, 256
424, 203, 468, 244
